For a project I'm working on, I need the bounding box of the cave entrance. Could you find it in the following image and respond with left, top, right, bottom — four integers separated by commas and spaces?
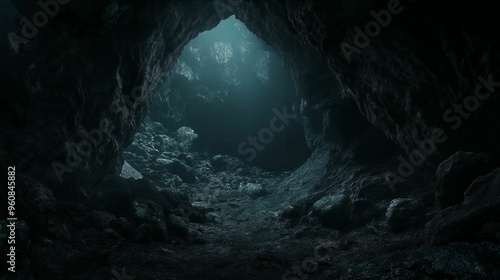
148, 16, 311, 171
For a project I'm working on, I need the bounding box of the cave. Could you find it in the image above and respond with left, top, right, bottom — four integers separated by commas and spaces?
144, 15, 311, 172
1, 0, 500, 279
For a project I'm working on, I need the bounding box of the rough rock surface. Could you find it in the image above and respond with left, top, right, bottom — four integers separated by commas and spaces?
427, 168, 500, 245
435, 151, 499, 209
385, 198, 426, 233
312, 194, 352, 228
1, 0, 500, 279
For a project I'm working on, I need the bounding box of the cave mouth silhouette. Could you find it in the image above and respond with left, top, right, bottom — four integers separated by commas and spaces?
151, 15, 311, 172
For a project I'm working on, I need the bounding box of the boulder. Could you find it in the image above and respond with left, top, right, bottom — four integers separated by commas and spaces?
427, 168, 500, 245
156, 158, 196, 183
166, 214, 189, 239
120, 161, 143, 179
175, 126, 199, 151
385, 198, 426, 232
131, 199, 168, 241
88, 175, 172, 217
211, 154, 242, 172
312, 194, 352, 228
127, 143, 150, 160
435, 151, 499, 209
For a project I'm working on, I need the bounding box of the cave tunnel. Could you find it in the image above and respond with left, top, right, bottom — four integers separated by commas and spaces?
1, 0, 500, 279
144, 15, 311, 172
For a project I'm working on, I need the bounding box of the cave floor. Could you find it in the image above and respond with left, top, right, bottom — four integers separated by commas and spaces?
84, 124, 425, 280
76, 166, 425, 280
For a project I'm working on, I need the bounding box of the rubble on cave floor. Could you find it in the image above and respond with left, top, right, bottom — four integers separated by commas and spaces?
98, 120, 499, 280
6, 119, 500, 280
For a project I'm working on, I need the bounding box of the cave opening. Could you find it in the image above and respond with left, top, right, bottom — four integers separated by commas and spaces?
6, 0, 500, 279
145, 15, 311, 172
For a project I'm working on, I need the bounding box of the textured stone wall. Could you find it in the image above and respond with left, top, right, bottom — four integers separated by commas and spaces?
1, 0, 499, 197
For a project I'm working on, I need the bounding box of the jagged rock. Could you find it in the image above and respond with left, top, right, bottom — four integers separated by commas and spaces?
211, 154, 242, 172
159, 174, 183, 188
131, 199, 168, 241
120, 161, 143, 179
279, 203, 305, 220
127, 144, 150, 160
149, 148, 161, 157
142, 167, 162, 181
88, 175, 172, 217
239, 183, 268, 199
175, 127, 199, 151
156, 158, 197, 183
312, 194, 352, 228
166, 214, 189, 239
155, 134, 177, 151
385, 198, 426, 233
178, 153, 196, 166
427, 168, 500, 245
435, 151, 499, 209
17, 177, 56, 234
159, 189, 191, 208
2, 0, 500, 279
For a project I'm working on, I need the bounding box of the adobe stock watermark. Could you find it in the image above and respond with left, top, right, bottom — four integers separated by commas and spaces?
226, 106, 297, 171
385, 128, 447, 191
8, 0, 70, 53
51, 118, 115, 182
442, 74, 500, 130
386, 73, 500, 191
212, 0, 243, 19
340, 0, 407, 63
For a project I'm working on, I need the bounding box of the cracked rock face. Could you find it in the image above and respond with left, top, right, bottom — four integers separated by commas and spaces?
1, 0, 500, 279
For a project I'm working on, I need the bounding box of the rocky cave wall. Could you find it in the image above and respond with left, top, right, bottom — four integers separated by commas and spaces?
1, 0, 499, 213
1, 0, 224, 199
2, 0, 500, 278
